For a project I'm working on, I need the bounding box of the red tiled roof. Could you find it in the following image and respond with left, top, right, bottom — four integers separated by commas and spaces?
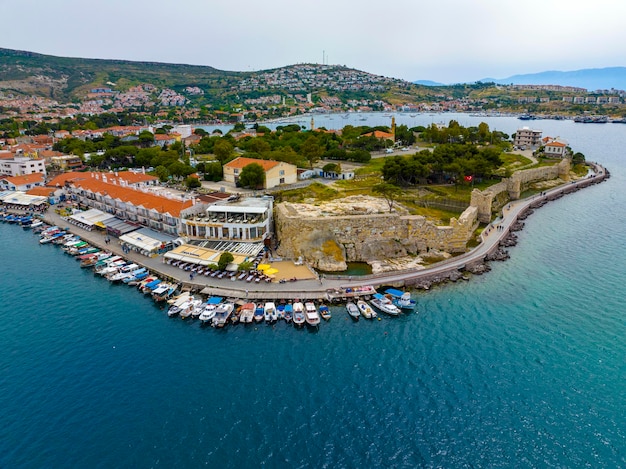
70, 178, 193, 217
5, 173, 45, 185
48, 171, 157, 187
224, 157, 280, 171
27, 186, 57, 196
363, 130, 394, 139
546, 141, 566, 147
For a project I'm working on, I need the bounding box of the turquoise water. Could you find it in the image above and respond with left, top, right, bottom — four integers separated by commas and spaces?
1, 117, 626, 467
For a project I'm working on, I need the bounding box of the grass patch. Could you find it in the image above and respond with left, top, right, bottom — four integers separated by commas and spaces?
274, 182, 339, 203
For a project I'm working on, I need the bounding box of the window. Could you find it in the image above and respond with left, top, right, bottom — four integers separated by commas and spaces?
234, 169, 239, 174
279, 170, 285, 176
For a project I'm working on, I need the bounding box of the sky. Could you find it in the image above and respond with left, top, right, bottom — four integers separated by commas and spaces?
2, 0, 626, 84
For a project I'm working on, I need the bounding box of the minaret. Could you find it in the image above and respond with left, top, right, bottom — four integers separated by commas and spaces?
391, 116, 396, 141
310, 117, 315, 131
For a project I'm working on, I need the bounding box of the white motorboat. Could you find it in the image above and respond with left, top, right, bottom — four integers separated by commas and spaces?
179, 297, 203, 319
357, 300, 376, 319
292, 302, 305, 326
346, 302, 360, 320
264, 302, 276, 322
304, 302, 320, 327
369, 293, 401, 316
212, 302, 234, 328
198, 303, 218, 323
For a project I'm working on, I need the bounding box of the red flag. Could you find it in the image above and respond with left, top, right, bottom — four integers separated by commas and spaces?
464, 175, 473, 182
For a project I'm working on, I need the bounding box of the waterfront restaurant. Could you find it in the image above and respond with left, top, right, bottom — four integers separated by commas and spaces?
179, 195, 274, 243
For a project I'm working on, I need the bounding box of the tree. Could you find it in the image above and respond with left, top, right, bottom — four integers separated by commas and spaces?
238, 163, 265, 189
372, 183, 403, 212
217, 252, 234, 271
300, 135, 324, 168
154, 165, 170, 182
184, 176, 201, 189
213, 139, 234, 163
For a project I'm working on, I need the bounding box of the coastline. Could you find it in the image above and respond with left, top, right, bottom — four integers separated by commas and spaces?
24, 162, 609, 301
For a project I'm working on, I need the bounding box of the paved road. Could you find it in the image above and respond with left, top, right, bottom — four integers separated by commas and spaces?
40, 163, 607, 300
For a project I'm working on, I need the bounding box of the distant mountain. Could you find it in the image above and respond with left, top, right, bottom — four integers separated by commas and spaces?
413, 80, 445, 87
479, 67, 626, 91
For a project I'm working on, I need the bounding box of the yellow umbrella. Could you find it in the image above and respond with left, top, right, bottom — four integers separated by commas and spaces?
265, 268, 279, 276
257, 264, 271, 272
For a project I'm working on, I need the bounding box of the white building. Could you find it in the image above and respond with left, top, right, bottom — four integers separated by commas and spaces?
0, 156, 46, 177
180, 195, 274, 243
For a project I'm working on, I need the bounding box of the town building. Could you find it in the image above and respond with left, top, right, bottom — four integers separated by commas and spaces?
0, 155, 46, 177
223, 157, 297, 189
544, 140, 568, 158
179, 195, 274, 243
48, 171, 188, 236
514, 127, 542, 148
0, 173, 46, 191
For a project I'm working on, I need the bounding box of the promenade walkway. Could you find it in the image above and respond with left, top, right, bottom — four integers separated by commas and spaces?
40, 163, 608, 300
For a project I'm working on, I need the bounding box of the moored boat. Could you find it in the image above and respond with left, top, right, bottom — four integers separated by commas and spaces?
264, 302, 277, 323
319, 304, 331, 321
292, 301, 305, 326
346, 302, 360, 320
304, 302, 320, 327
239, 302, 256, 324
370, 293, 401, 316
357, 300, 376, 319
253, 303, 265, 323
384, 288, 417, 312
212, 302, 234, 328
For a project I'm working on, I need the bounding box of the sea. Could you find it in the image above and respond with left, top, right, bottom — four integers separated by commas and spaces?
1, 114, 625, 468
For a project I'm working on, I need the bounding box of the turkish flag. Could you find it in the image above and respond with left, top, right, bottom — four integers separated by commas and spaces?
464, 175, 473, 182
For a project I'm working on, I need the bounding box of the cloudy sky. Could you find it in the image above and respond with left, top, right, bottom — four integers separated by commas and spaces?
2, 0, 625, 83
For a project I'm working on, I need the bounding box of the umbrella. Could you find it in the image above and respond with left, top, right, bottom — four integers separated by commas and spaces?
265, 268, 279, 276
257, 264, 271, 271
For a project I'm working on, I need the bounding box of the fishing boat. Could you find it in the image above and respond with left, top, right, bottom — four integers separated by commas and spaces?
346, 302, 360, 320
212, 302, 234, 328
384, 288, 417, 312
140, 278, 162, 294
319, 304, 331, 321
369, 293, 401, 316
357, 300, 376, 319
152, 283, 177, 302
304, 302, 320, 327
239, 302, 256, 324
253, 303, 265, 323
292, 301, 305, 326
283, 303, 293, 323
264, 302, 277, 323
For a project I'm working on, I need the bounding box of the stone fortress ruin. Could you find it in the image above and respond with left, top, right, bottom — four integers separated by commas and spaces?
274, 159, 573, 272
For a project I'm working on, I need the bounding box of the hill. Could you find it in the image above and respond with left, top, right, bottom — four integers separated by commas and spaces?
479, 67, 626, 91
0, 47, 242, 103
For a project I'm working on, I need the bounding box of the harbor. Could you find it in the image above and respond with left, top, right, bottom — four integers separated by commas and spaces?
0, 160, 609, 331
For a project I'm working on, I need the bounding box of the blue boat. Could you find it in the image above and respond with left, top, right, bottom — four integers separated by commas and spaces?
384, 288, 417, 312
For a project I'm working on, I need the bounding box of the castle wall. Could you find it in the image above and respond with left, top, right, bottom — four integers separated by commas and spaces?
275, 204, 478, 271
471, 159, 570, 222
